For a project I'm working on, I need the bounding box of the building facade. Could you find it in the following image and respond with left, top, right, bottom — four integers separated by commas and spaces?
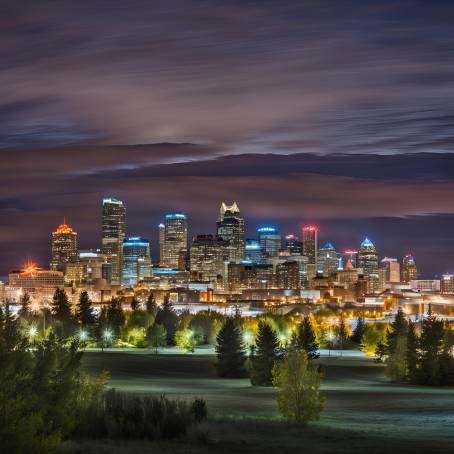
216, 202, 245, 262
357, 237, 379, 294
51, 222, 78, 272
401, 254, 418, 283
317, 242, 339, 277
257, 227, 281, 259
303, 225, 318, 265
160, 213, 188, 269
122, 237, 151, 286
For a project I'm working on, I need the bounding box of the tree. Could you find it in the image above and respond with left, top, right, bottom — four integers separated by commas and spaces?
272, 350, 324, 424
147, 323, 167, 354
336, 318, 348, 350
406, 320, 418, 383
18, 292, 32, 319
215, 317, 247, 378
146, 293, 158, 317
51, 288, 74, 337
350, 316, 365, 344
130, 297, 139, 311
175, 328, 196, 352
295, 316, 319, 359
155, 295, 178, 345
250, 321, 281, 386
360, 323, 387, 356
385, 335, 408, 381
76, 291, 96, 328
106, 298, 125, 338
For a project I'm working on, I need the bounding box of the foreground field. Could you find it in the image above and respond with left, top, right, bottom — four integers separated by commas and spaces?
71, 349, 454, 453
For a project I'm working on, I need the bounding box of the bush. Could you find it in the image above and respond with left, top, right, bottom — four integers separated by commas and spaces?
75, 390, 206, 440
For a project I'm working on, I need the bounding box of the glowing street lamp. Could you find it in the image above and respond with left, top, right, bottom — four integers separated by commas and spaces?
79, 329, 88, 342
29, 326, 37, 338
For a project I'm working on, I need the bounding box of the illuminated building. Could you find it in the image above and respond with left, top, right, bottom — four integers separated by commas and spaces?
337, 260, 359, 285
357, 237, 379, 293
401, 254, 418, 283
137, 257, 153, 281
189, 235, 231, 285
317, 242, 339, 277
8, 263, 64, 303
257, 226, 281, 258
244, 239, 263, 264
302, 225, 318, 265
284, 234, 303, 255
441, 274, 454, 295
343, 250, 358, 269
160, 213, 188, 269
228, 263, 274, 292
275, 261, 300, 289
78, 250, 107, 284
122, 237, 151, 286
150, 267, 190, 288
158, 223, 165, 265
410, 279, 440, 293
216, 202, 245, 262
51, 222, 78, 272
101, 197, 126, 285
380, 257, 401, 284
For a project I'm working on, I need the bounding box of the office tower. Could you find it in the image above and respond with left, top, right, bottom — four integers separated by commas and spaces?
401, 254, 418, 283
284, 234, 303, 255
50, 221, 79, 272
317, 242, 339, 277
216, 202, 245, 262
441, 274, 454, 294
380, 257, 401, 283
122, 237, 151, 286
244, 239, 264, 264
227, 263, 274, 292
101, 197, 126, 285
302, 225, 318, 265
257, 226, 281, 259
189, 234, 231, 284
343, 250, 358, 269
78, 249, 107, 284
276, 261, 300, 289
158, 223, 165, 265
357, 237, 379, 293
160, 213, 188, 269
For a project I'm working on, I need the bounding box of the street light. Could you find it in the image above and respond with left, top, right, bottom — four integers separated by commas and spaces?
79, 329, 88, 342
29, 325, 37, 338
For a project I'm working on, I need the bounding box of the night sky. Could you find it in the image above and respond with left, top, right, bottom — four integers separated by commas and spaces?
1, 1, 454, 277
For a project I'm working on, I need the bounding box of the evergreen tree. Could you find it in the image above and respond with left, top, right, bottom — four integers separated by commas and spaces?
51, 288, 74, 337
406, 320, 418, 382
76, 291, 95, 328
215, 317, 247, 378
146, 293, 158, 317
296, 316, 319, 359
147, 323, 167, 354
337, 318, 348, 350
351, 316, 365, 344
155, 295, 178, 345
250, 321, 281, 386
386, 308, 409, 354
439, 322, 454, 385
18, 292, 32, 319
106, 298, 125, 338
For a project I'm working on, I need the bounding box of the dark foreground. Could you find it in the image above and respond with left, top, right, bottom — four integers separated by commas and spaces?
62, 350, 454, 453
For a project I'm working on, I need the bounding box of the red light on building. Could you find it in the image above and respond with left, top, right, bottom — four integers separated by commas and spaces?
303, 225, 318, 232
344, 250, 358, 255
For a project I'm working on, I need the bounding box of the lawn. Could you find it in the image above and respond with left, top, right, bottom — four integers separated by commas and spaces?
72, 349, 454, 453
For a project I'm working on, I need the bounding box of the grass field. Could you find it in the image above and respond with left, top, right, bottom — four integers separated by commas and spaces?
66, 349, 454, 453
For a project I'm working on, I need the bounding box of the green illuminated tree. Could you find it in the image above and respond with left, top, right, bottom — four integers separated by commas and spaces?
155, 295, 178, 345
76, 291, 96, 328
18, 292, 32, 319
294, 316, 319, 359
147, 323, 167, 354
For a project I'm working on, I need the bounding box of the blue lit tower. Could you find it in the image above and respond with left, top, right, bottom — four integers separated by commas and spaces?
357, 237, 379, 293
257, 226, 281, 259
317, 242, 339, 277
244, 238, 264, 264
122, 237, 151, 285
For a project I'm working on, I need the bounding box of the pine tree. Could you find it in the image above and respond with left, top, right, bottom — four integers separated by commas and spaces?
146, 293, 158, 317
155, 295, 178, 345
106, 298, 125, 338
337, 318, 348, 350
296, 316, 319, 360
351, 317, 365, 344
18, 292, 32, 319
386, 308, 409, 355
406, 320, 418, 383
250, 321, 281, 386
215, 317, 247, 378
51, 288, 74, 337
417, 315, 444, 385
76, 291, 95, 327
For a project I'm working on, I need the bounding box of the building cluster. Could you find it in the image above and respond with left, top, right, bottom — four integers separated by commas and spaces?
2, 198, 454, 313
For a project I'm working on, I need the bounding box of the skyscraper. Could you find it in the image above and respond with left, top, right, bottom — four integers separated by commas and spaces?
257, 226, 281, 259
160, 212, 188, 269
303, 225, 318, 265
244, 239, 264, 264
284, 234, 303, 255
401, 254, 418, 283
122, 237, 151, 286
101, 197, 126, 285
317, 242, 339, 277
158, 223, 165, 265
51, 221, 78, 272
357, 237, 379, 293
216, 202, 245, 262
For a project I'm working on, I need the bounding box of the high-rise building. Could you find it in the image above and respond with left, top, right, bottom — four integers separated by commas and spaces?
158, 223, 165, 265
401, 254, 418, 283
227, 263, 274, 292
160, 213, 188, 269
189, 234, 231, 285
122, 237, 151, 286
343, 250, 358, 269
101, 198, 126, 285
275, 261, 300, 289
244, 239, 264, 264
51, 222, 78, 272
441, 274, 454, 295
303, 225, 318, 265
257, 227, 281, 259
216, 202, 245, 262
381, 257, 401, 283
317, 242, 339, 277
284, 234, 303, 255
357, 237, 379, 293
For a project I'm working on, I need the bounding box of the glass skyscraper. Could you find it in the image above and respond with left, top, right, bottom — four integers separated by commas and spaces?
160, 213, 188, 269
122, 237, 151, 286
257, 226, 281, 259
216, 202, 245, 262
